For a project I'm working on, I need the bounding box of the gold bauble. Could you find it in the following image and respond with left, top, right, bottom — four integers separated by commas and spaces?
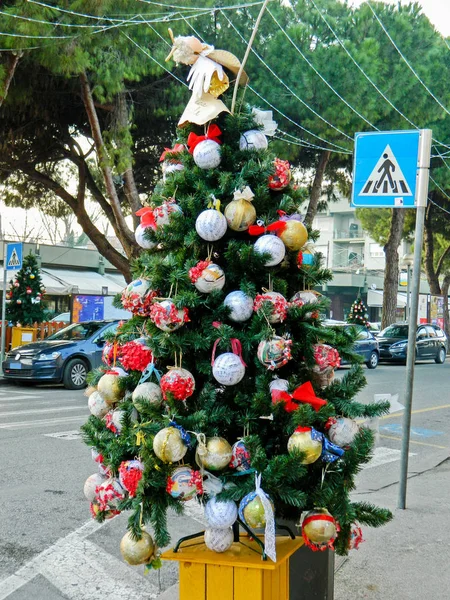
120, 530, 155, 566
242, 496, 275, 529
302, 508, 336, 545
97, 374, 124, 406
279, 221, 308, 251
153, 426, 187, 463
224, 199, 256, 232
287, 429, 322, 464
196, 436, 232, 471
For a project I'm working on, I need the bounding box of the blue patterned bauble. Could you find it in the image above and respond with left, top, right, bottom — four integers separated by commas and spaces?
238, 490, 274, 529
230, 441, 251, 472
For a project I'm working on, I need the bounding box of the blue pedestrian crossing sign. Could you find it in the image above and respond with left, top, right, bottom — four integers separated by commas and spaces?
6, 242, 23, 271
352, 130, 421, 208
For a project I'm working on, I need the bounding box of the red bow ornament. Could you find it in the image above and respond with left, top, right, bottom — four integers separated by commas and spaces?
135, 207, 157, 230
187, 124, 222, 154
248, 220, 287, 236
271, 381, 327, 413
159, 143, 185, 162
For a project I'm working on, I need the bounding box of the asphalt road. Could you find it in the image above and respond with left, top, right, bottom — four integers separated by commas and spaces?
0, 358, 448, 599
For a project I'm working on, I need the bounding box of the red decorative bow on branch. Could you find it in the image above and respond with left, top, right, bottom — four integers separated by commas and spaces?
271, 381, 327, 413
159, 143, 185, 162
248, 220, 287, 236
135, 207, 157, 230
187, 124, 222, 154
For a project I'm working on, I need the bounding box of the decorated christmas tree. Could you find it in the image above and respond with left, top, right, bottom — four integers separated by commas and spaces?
347, 296, 370, 328
5, 253, 46, 325
81, 30, 391, 570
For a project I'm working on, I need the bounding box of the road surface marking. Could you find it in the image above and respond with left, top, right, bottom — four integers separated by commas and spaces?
44, 430, 82, 440
380, 403, 450, 419
380, 434, 448, 449
0, 398, 84, 408
0, 416, 86, 429
362, 446, 416, 470
380, 423, 444, 438
0, 405, 86, 418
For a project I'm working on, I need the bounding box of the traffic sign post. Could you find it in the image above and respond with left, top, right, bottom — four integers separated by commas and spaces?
1, 242, 24, 366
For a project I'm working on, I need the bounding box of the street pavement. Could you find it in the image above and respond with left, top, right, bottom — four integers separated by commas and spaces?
0, 358, 449, 599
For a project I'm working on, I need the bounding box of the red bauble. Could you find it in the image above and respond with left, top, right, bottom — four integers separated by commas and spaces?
268, 158, 292, 191
119, 340, 153, 372
118, 460, 144, 497
26, 287, 32, 294
14, 281, 19, 288
160, 368, 195, 401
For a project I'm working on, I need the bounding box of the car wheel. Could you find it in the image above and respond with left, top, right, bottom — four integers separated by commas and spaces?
435, 347, 446, 364
366, 351, 379, 369
63, 358, 88, 389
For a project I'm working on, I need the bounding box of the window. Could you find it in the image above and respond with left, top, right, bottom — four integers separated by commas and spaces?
435, 327, 445, 338
417, 328, 427, 339
425, 326, 436, 338
369, 243, 384, 258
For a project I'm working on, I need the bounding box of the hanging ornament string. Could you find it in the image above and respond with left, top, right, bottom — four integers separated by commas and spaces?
211, 338, 247, 367
254, 473, 276, 562
138, 360, 162, 385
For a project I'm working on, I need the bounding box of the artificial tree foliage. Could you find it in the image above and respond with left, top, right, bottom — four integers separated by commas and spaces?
5, 253, 46, 325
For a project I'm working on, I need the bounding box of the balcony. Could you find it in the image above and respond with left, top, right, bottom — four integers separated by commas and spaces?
332, 251, 364, 269
333, 225, 365, 240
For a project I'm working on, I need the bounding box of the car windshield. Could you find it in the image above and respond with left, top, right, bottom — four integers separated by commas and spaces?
46, 322, 105, 341
379, 325, 409, 338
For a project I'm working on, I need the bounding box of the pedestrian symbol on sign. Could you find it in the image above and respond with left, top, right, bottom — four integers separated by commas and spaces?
360, 145, 412, 198
7, 248, 21, 268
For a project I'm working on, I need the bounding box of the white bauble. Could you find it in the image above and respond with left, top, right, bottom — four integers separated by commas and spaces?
212, 352, 245, 386
205, 497, 238, 528
162, 162, 184, 182
328, 417, 360, 448
111, 408, 138, 433
132, 382, 162, 411
195, 209, 227, 242
88, 391, 109, 418
204, 527, 234, 553
134, 224, 156, 250
83, 473, 107, 502
269, 378, 289, 394
254, 235, 286, 266
195, 264, 225, 293
224, 291, 254, 322
153, 201, 182, 227
152, 299, 187, 332
239, 129, 268, 152
95, 477, 125, 509
193, 139, 221, 169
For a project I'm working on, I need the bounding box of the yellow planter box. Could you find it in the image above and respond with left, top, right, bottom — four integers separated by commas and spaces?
162, 535, 304, 600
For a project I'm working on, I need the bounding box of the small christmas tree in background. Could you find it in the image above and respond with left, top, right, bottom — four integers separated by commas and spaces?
347, 296, 370, 328
5, 253, 47, 325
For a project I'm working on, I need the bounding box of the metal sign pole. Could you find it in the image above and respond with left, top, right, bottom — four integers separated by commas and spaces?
398, 129, 432, 509
1, 243, 8, 365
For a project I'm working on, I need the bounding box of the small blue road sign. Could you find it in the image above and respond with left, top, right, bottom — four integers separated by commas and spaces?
6, 242, 23, 271
352, 130, 421, 208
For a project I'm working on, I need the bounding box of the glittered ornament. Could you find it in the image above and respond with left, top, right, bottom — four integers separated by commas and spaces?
224, 187, 257, 232
119, 460, 144, 497
189, 261, 225, 294
254, 235, 286, 266
120, 530, 155, 565
83, 473, 107, 502
195, 209, 227, 242
239, 129, 268, 152
166, 466, 202, 501
196, 436, 232, 471
297, 246, 315, 269
287, 427, 323, 464
302, 508, 337, 551
254, 292, 288, 323
29, 274, 35, 279
230, 440, 251, 472
153, 426, 188, 463
160, 368, 195, 401
212, 352, 245, 386
279, 220, 308, 251
239, 491, 274, 529
257, 336, 292, 370
204, 527, 234, 553
268, 158, 292, 191
132, 382, 162, 411
205, 497, 237, 528
327, 417, 359, 448
150, 299, 189, 332
88, 390, 109, 418
97, 371, 125, 405
224, 290, 254, 322
121, 278, 158, 316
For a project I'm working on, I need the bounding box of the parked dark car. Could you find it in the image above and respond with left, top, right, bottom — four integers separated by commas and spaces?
2, 320, 121, 389
377, 323, 448, 363
328, 323, 380, 369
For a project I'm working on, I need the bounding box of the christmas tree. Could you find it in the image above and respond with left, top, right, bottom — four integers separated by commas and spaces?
81, 31, 391, 569
347, 296, 370, 328
5, 253, 47, 325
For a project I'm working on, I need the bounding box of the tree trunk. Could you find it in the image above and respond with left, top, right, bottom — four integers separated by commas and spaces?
423, 203, 441, 294
0, 52, 22, 107
382, 209, 405, 329
442, 273, 450, 342
304, 150, 331, 228
79, 72, 136, 256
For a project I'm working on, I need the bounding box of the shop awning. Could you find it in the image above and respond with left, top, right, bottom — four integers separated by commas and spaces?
367, 289, 407, 308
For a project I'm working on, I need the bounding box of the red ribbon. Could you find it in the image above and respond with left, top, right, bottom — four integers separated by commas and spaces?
187, 124, 222, 154
272, 382, 327, 413
211, 337, 247, 367
135, 207, 157, 229
248, 221, 287, 236
159, 143, 185, 162
303, 514, 336, 527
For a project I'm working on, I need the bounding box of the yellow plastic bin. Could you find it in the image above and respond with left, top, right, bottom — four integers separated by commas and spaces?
11, 326, 37, 349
